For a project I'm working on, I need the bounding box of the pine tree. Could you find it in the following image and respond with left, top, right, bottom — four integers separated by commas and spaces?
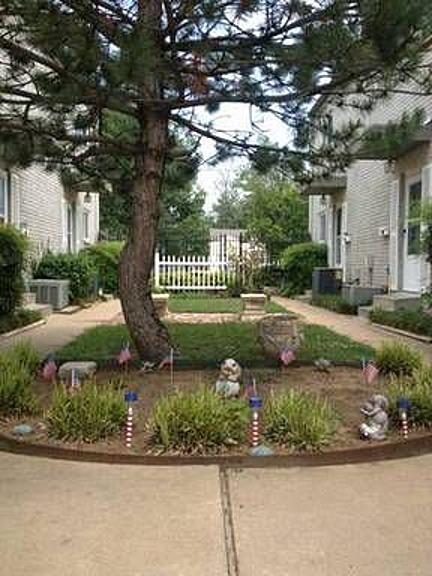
0, 1, 431, 359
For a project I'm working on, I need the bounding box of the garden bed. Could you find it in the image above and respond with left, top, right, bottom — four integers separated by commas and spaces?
2, 365, 429, 457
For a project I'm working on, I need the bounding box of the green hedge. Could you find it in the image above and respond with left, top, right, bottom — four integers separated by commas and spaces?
84, 241, 123, 295
280, 242, 327, 296
311, 294, 357, 315
369, 308, 432, 337
0, 225, 29, 315
34, 252, 97, 304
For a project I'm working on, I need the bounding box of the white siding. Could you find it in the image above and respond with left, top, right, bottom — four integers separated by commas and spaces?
14, 165, 64, 254
12, 166, 99, 256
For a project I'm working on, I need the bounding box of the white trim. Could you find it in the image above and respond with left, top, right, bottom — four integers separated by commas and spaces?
388, 178, 400, 291
0, 170, 8, 223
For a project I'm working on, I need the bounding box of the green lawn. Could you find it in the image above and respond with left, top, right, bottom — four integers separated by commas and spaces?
57, 322, 374, 365
168, 296, 286, 314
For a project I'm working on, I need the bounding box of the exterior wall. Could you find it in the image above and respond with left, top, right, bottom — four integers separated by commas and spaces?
2, 163, 99, 256
310, 60, 432, 292
344, 161, 391, 288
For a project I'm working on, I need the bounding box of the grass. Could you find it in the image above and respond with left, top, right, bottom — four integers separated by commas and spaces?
57, 322, 375, 365
297, 325, 375, 363
264, 389, 340, 450
148, 386, 249, 453
168, 296, 286, 314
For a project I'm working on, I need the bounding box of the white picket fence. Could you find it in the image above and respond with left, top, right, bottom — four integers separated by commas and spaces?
154, 253, 236, 291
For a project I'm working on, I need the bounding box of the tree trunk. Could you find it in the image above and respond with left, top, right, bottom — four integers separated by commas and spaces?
119, 112, 171, 362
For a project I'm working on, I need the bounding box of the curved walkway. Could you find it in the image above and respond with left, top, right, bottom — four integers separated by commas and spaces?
273, 296, 432, 363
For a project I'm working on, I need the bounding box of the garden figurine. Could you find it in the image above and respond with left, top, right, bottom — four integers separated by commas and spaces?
359, 394, 389, 440
215, 358, 242, 397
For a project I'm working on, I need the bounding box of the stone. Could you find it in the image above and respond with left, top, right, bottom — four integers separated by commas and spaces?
12, 424, 33, 436
58, 361, 97, 381
152, 294, 170, 318
249, 445, 274, 457
241, 293, 267, 315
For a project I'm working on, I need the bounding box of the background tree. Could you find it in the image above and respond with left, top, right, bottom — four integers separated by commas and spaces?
210, 170, 246, 229
239, 168, 309, 260
1, 1, 431, 360
98, 115, 209, 254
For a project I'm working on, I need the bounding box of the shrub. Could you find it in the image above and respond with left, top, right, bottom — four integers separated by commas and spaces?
253, 265, 287, 291
34, 252, 97, 303
0, 225, 29, 315
386, 366, 432, 427
148, 387, 249, 453
0, 308, 42, 335
0, 343, 39, 416
375, 341, 423, 377
46, 381, 126, 442
84, 241, 123, 295
311, 294, 357, 315
280, 242, 327, 296
264, 389, 339, 450
369, 308, 432, 337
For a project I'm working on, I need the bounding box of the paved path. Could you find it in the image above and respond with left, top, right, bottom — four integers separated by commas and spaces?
273, 296, 432, 363
0, 299, 122, 357
1, 452, 431, 575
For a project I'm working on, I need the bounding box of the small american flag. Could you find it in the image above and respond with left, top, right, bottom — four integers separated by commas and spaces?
118, 343, 132, 366
279, 347, 296, 366
42, 355, 57, 381
362, 359, 379, 384
158, 348, 174, 370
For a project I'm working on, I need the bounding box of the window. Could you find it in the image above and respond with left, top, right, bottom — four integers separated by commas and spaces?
0, 175, 7, 224
335, 207, 342, 266
67, 203, 75, 253
83, 211, 90, 242
319, 212, 326, 242
407, 181, 422, 256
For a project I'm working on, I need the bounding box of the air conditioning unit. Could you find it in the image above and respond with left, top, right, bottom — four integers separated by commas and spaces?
312, 268, 342, 297
28, 279, 70, 310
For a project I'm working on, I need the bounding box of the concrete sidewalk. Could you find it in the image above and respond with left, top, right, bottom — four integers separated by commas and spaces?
0, 299, 122, 357
273, 296, 432, 363
1, 452, 431, 576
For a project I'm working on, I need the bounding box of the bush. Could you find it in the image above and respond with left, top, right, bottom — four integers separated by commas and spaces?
369, 308, 432, 337
84, 241, 123, 295
311, 294, 357, 315
0, 343, 39, 416
386, 366, 432, 427
253, 265, 287, 291
280, 242, 327, 296
375, 342, 423, 377
0, 308, 42, 335
264, 389, 339, 450
148, 386, 249, 453
46, 381, 126, 442
34, 252, 97, 303
0, 225, 29, 315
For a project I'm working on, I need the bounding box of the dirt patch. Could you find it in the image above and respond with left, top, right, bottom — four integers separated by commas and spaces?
1, 366, 428, 456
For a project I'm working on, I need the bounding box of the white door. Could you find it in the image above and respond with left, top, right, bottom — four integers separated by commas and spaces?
402, 177, 422, 292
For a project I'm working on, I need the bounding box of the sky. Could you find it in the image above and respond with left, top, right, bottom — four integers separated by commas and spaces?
196, 103, 292, 213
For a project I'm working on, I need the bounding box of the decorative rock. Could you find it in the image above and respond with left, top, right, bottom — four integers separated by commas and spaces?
58, 361, 97, 381
215, 358, 242, 398
12, 424, 33, 436
249, 445, 274, 457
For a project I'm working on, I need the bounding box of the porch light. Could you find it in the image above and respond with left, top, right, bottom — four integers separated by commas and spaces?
84, 192, 92, 204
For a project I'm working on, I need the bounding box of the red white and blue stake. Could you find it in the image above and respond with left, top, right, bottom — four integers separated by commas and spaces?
124, 390, 138, 449
397, 397, 410, 440
249, 395, 262, 449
